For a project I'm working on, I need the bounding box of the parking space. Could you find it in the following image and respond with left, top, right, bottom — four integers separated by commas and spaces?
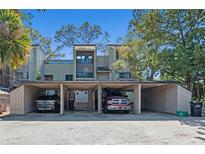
0, 112, 204, 144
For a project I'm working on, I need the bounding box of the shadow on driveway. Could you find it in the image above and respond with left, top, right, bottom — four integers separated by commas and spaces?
179, 117, 205, 143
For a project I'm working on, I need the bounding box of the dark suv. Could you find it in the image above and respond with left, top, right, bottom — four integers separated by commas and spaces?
35, 94, 60, 113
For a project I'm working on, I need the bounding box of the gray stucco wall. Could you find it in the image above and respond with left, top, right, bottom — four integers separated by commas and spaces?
44, 63, 73, 80
29, 46, 45, 81
96, 56, 109, 67
142, 85, 178, 114
97, 72, 109, 80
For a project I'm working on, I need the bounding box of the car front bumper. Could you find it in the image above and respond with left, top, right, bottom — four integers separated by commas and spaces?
37, 107, 54, 111
107, 105, 131, 111
37, 104, 55, 111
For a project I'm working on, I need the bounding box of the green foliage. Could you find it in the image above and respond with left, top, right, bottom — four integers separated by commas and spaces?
0, 9, 31, 70
117, 10, 162, 80
0, 9, 52, 69
116, 40, 148, 80
30, 29, 52, 54
36, 71, 41, 80
54, 22, 110, 52
124, 9, 205, 94
112, 59, 125, 72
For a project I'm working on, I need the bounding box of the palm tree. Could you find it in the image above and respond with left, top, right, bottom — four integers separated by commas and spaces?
0, 9, 31, 68
0, 10, 31, 88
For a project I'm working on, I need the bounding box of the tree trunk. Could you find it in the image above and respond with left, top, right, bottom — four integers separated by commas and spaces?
186, 74, 193, 93
197, 88, 200, 100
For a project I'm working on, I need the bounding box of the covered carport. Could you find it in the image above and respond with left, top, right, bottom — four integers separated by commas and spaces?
10, 81, 192, 115
10, 82, 61, 114
99, 81, 191, 114
10, 81, 99, 115
141, 83, 192, 114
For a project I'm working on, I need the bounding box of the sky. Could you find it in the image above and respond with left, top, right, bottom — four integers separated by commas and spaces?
23, 9, 133, 59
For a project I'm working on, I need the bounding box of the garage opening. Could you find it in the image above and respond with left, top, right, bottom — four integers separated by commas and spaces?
10, 82, 189, 115
63, 83, 98, 113
21, 84, 61, 114
64, 90, 95, 111
141, 84, 178, 114
99, 83, 136, 114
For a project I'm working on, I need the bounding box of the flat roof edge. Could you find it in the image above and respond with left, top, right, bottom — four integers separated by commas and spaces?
17, 80, 180, 86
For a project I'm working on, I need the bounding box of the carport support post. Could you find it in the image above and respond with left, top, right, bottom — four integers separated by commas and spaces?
92, 90, 95, 111
98, 84, 102, 114
60, 84, 64, 115
133, 84, 141, 114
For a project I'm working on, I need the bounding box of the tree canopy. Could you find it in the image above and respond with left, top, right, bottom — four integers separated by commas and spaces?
54, 22, 110, 52
118, 9, 205, 96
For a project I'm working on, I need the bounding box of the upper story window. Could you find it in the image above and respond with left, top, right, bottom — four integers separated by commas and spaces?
45, 75, 53, 81
76, 72, 94, 78
16, 72, 23, 77
119, 72, 131, 79
76, 55, 93, 64
65, 75, 73, 81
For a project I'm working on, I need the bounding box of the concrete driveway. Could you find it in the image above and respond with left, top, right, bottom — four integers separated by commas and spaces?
0, 112, 205, 144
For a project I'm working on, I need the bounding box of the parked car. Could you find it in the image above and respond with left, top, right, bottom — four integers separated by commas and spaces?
103, 96, 131, 113
35, 94, 60, 113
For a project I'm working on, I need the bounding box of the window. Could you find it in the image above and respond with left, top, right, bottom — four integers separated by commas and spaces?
16, 72, 24, 79
76, 55, 93, 64
97, 66, 109, 70
26, 72, 29, 78
119, 72, 131, 79
23, 72, 28, 78
45, 75, 53, 81
76, 72, 94, 78
65, 75, 73, 81
16, 72, 23, 77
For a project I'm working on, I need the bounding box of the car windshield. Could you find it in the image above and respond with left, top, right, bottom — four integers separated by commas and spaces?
38, 96, 54, 100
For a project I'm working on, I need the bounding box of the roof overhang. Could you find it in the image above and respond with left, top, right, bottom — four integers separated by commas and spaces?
19, 80, 179, 91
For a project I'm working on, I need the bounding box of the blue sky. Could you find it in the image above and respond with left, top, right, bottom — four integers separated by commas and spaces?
23, 9, 133, 59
